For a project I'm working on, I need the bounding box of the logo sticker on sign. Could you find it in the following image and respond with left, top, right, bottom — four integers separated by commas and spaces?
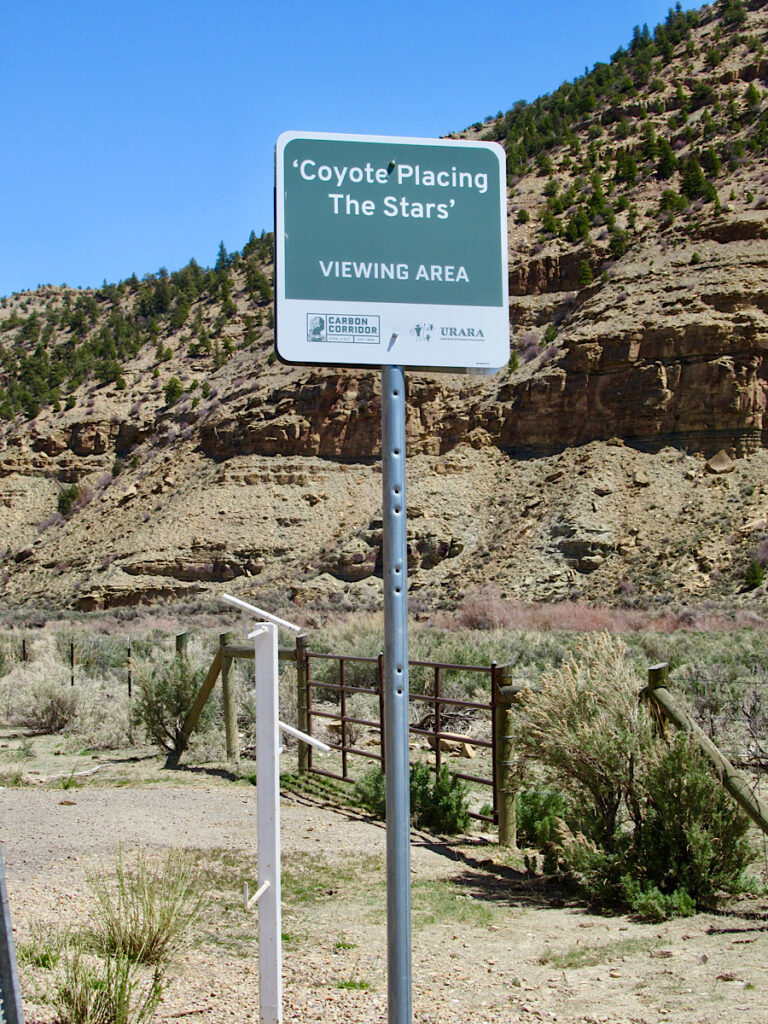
275, 132, 509, 374
308, 314, 381, 345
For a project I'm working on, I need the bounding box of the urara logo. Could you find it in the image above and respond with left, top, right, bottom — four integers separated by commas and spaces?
440, 327, 485, 338
410, 323, 434, 342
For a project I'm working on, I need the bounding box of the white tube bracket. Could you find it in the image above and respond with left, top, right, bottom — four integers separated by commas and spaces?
279, 720, 330, 753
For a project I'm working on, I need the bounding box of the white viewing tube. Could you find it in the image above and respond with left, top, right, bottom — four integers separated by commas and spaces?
222, 593, 303, 634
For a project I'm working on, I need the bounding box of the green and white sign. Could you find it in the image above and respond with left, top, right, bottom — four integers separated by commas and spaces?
275, 131, 509, 373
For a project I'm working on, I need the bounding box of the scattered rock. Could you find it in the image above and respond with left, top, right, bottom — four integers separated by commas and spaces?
707, 450, 735, 474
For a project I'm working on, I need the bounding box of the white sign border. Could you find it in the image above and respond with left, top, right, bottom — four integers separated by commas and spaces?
274, 130, 509, 375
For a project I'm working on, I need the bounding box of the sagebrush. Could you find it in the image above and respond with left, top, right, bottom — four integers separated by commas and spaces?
514, 633, 754, 913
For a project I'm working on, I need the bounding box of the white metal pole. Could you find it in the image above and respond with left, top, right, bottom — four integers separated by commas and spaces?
254, 622, 282, 1024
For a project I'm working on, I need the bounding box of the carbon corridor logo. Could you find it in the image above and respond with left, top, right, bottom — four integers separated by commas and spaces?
307, 314, 380, 345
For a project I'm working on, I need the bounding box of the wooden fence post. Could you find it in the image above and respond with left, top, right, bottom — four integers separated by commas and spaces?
170, 648, 223, 763
220, 632, 239, 763
175, 632, 188, 658
646, 662, 768, 837
126, 637, 132, 698
70, 641, 75, 687
295, 635, 309, 773
493, 674, 517, 849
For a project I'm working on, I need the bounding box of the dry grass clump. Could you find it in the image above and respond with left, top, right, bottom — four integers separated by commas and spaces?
0, 635, 78, 731
86, 848, 205, 965
53, 945, 162, 1024
19, 849, 202, 1024
72, 681, 133, 750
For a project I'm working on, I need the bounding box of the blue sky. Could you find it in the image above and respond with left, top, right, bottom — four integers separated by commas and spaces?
2, 0, 700, 297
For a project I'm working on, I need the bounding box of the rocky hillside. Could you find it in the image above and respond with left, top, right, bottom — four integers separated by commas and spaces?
1, 0, 768, 619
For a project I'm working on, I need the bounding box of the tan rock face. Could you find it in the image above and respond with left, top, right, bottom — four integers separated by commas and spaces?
186, 236, 768, 464
4, 3, 768, 614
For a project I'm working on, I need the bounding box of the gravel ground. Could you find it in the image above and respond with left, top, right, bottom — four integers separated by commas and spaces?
3, 773, 768, 1023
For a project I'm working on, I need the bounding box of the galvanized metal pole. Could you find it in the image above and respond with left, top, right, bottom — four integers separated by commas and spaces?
0, 841, 25, 1024
381, 363, 412, 1024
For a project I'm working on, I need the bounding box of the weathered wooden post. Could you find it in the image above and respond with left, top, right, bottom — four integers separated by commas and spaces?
493, 668, 517, 849
646, 662, 768, 836
175, 632, 188, 658
171, 649, 223, 762
126, 636, 132, 698
220, 631, 239, 763
295, 634, 310, 773
70, 641, 75, 687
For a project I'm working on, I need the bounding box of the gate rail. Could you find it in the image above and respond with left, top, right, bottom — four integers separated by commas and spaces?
303, 650, 502, 824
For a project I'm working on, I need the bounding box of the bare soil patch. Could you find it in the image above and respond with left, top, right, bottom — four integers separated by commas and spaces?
2, 736, 768, 1023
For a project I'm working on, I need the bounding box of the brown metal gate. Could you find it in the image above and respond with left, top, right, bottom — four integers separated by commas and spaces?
303, 650, 500, 823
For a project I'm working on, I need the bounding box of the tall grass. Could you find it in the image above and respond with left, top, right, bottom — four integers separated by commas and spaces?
54, 944, 162, 1024
86, 848, 204, 964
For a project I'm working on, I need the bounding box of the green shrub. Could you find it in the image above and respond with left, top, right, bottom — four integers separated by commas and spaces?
576, 260, 593, 287
353, 764, 470, 835
352, 767, 388, 819
516, 786, 568, 847
621, 878, 695, 922
745, 559, 765, 589
162, 377, 183, 406
58, 484, 81, 517
515, 634, 655, 848
411, 764, 471, 834
609, 229, 630, 259
132, 654, 208, 753
515, 635, 754, 912
631, 734, 752, 904
358, 766, 389, 817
